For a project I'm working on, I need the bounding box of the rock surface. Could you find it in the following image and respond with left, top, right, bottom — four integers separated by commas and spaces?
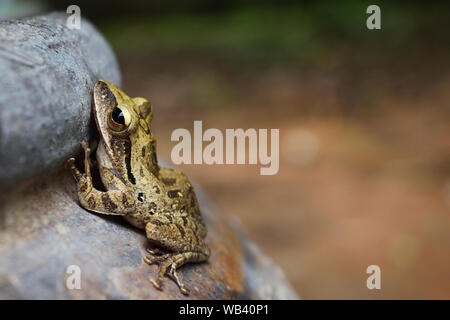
0, 171, 298, 299
0, 12, 120, 188
0, 13, 298, 300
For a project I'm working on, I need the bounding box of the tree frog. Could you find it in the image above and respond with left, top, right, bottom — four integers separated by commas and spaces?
66, 80, 210, 295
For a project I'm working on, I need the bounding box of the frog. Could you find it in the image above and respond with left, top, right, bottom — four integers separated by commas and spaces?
65, 80, 210, 295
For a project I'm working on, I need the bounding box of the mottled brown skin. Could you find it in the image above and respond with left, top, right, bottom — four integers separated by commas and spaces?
66, 80, 210, 295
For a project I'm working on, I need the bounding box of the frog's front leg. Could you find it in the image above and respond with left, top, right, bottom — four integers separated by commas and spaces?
66, 141, 135, 216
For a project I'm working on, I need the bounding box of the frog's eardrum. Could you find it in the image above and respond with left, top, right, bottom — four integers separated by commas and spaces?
0, 12, 121, 188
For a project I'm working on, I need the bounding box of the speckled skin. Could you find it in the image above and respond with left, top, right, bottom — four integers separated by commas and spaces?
66, 80, 210, 295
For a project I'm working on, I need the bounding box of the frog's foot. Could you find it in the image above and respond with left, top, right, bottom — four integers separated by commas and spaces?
167, 264, 190, 295
149, 253, 196, 296
149, 265, 189, 296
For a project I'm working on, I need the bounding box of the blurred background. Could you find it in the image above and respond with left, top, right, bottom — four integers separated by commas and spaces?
3, 0, 450, 299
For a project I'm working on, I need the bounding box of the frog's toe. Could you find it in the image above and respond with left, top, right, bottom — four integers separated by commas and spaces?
146, 247, 162, 255
65, 158, 75, 170
144, 254, 164, 265
143, 255, 156, 265
168, 264, 190, 296
173, 278, 190, 296
180, 286, 190, 296
65, 158, 82, 180
150, 278, 162, 291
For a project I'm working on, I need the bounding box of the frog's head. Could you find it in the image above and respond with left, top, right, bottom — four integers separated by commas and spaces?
93, 80, 156, 171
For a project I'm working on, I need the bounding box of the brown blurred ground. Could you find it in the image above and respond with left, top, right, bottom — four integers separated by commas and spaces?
118, 52, 450, 299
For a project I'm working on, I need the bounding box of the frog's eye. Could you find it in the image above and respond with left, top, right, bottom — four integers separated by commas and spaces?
108, 104, 131, 132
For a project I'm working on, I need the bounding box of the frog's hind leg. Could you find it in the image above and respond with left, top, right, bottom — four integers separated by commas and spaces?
144, 219, 210, 295
150, 251, 209, 296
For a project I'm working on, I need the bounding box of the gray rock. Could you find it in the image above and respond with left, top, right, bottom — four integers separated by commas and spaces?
0, 12, 120, 188
0, 171, 298, 299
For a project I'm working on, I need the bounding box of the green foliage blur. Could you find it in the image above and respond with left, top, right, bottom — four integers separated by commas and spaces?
49, 0, 449, 68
